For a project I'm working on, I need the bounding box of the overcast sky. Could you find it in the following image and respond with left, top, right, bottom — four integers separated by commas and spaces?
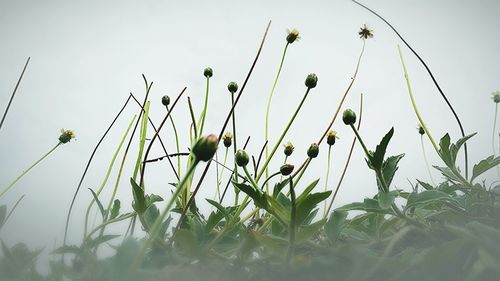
1, 0, 499, 262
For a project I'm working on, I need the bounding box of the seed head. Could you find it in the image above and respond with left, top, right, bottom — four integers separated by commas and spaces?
204, 67, 213, 78
305, 73, 318, 89
492, 91, 500, 103
326, 130, 338, 146
227, 82, 238, 93
161, 95, 170, 107
358, 24, 374, 40
235, 149, 249, 167
307, 143, 319, 158
223, 132, 233, 148
342, 109, 357, 125
192, 134, 218, 162
280, 164, 294, 176
286, 29, 301, 44
59, 129, 76, 144
283, 141, 295, 157
417, 124, 425, 135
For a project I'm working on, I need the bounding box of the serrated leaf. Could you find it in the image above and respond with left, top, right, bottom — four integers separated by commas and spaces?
438, 133, 453, 167
416, 180, 434, 191
325, 210, 347, 243
296, 179, 320, 203
405, 190, 460, 210
296, 219, 326, 243
296, 191, 331, 225
433, 166, 463, 183
471, 155, 500, 182
382, 154, 404, 188
370, 127, 394, 170
89, 188, 106, 219
377, 190, 398, 209
146, 194, 163, 206
450, 133, 476, 165
336, 198, 392, 214
130, 178, 146, 214
273, 178, 291, 198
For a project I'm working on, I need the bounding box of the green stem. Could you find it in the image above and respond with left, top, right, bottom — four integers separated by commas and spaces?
260, 171, 281, 191
0, 142, 61, 198
133, 101, 150, 182
231, 92, 239, 183
323, 145, 332, 217
286, 176, 296, 265
349, 124, 370, 157
257, 88, 311, 182
265, 43, 290, 191
130, 158, 200, 272
494, 103, 499, 175
420, 135, 436, 185
197, 77, 210, 136
243, 166, 259, 191
167, 106, 181, 177
215, 148, 229, 201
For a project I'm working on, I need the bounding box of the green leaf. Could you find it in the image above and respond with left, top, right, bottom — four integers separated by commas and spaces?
84, 235, 120, 249
206, 199, 232, 222
370, 127, 394, 170
143, 204, 160, 229
110, 199, 120, 220
0, 205, 6, 228
255, 233, 288, 257
325, 210, 347, 243
296, 179, 320, 203
89, 188, 106, 219
265, 194, 290, 225
377, 190, 398, 209
438, 133, 453, 167
296, 219, 326, 243
382, 154, 404, 188
471, 155, 500, 182
450, 133, 476, 165
233, 181, 267, 209
433, 166, 463, 183
336, 198, 392, 214
130, 178, 146, 214
205, 210, 224, 233
405, 190, 460, 210
174, 229, 198, 257
416, 180, 434, 191
273, 178, 291, 198
145, 194, 163, 206
51, 245, 83, 255
296, 191, 331, 225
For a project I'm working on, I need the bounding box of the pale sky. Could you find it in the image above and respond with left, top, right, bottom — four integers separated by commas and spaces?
0, 0, 499, 264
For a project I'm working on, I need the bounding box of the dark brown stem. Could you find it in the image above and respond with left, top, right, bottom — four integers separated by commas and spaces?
0, 57, 30, 132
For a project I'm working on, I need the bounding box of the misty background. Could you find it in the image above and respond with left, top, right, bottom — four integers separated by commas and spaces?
0, 0, 499, 267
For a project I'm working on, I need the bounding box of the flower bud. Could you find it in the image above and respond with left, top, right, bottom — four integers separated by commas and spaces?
204, 67, 213, 78
342, 109, 357, 125
358, 24, 374, 40
161, 95, 170, 107
417, 124, 425, 135
305, 73, 318, 89
192, 134, 218, 162
286, 29, 300, 44
222, 132, 233, 148
326, 130, 338, 146
307, 143, 319, 158
227, 82, 238, 93
493, 91, 500, 103
59, 129, 75, 144
235, 149, 249, 167
283, 141, 294, 156
280, 164, 294, 176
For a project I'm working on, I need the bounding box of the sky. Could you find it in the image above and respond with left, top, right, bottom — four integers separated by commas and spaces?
0, 0, 499, 264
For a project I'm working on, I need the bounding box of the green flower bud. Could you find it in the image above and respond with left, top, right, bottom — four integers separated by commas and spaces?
235, 149, 249, 167
280, 164, 294, 176
192, 134, 218, 162
286, 29, 300, 44
342, 109, 357, 125
326, 130, 338, 146
59, 129, 75, 144
305, 73, 318, 89
227, 82, 238, 93
417, 124, 425, 135
223, 132, 233, 148
161, 95, 170, 107
283, 141, 294, 156
492, 91, 500, 103
307, 143, 319, 158
204, 67, 213, 78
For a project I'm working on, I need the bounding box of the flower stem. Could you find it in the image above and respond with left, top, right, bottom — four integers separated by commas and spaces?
167, 105, 182, 176
197, 77, 210, 136
323, 145, 332, 217
420, 135, 436, 185
0, 142, 60, 198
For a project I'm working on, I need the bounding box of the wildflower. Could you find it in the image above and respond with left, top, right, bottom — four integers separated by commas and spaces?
307, 143, 319, 158
417, 124, 425, 135
204, 67, 213, 78
59, 129, 75, 144
492, 91, 500, 103
326, 130, 338, 146
192, 134, 218, 162
235, 149, 249, 167
280, 164, 294, 176
358, 24, 374, 39
342, 109, 357, 125
283, 141, 295, 156
305, 73, 318, 89
223, 132, 233, 148
286, 29, 301, 44
227, 82, 238, 93
161, 95, 170, 107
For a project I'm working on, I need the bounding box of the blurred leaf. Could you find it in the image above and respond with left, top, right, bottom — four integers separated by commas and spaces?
325, 210, 347, 243
255, 233, 288, 257
265, 194, 290, 225
143, 204, 160, 230
110, 199, 120, 220
471, 155, 500, 182
405, 190, 459, 210
88, 188, 106, 219
433, 166, 463, 183
0, 205, 6, 228
296, 219, 326, 243
370, 127, 394, 170
174, 229, 198, 257
336, 198, 392, 214
85, 235, 120, 249
51, 245, 82, 256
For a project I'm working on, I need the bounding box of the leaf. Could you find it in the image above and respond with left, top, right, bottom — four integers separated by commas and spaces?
146, 194, 163, 205
110, 199, 120, 220
130, 178, 146, 214
405, 190, 460, 210
0, 205, 6, 228
296, 219, 326, 243
51, 245, 83, 255
382, 154, 404, 188
206, 199, 232, 222
325, 210, 347, 243
296, 179, 320, 203
174, 229, 198, 257
255, 233, 288, 257
84, 235, 120, 249
89, 188, 106, 219
377, 190, 398, 209
370, 127, 394, 170
438, 133, 453, 167
450, 133, 477, 165
471, 155, 500, 182
272, 178, 291, 198
205, 210, 224, 233
265, 194, 290, 225
433, 166, 463, 183
143, 204, 160, 229
232, 181, 267, 209
296, 191, 331, 225
416, 180, 434, 191
336, 198, 392, 214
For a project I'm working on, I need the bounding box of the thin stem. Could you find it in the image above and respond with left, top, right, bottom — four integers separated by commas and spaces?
257, 87, 312, 182
421, 135, 436, 185
265, 43, 290, 189
231, 92, 239, 184
188, 97, 198, 141
0, 142, 60, 198
323, 145, 332, 217
197, 77, 210, 136
260, 171, 281, 191
349, 124, 370, 157
166, 105, 182, 176
0, 195, 25, 229
493, 103, 499, 169
286, 176, 296, 265
0, 57, 30, 132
